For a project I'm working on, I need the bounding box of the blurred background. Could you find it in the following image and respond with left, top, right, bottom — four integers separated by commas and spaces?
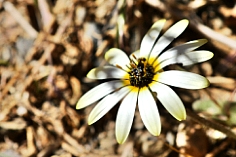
0, 0, 236, 156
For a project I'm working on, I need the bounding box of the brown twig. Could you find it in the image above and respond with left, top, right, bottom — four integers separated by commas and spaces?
3, 1, 38, 38
38, 0, 56, 33
0, 4, 75, 103
187, 109, 236, 140
164, 142, 193, 157
205, 138, 232, 157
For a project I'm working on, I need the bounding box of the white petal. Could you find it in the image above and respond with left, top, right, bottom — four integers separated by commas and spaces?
105, 48, 130, 70
165, 39, 208, 54
87, 66, 127, 79
76, 80, 125, 109
150, 19, 189, 58
157, 70, 210, 89
116, 88, 138, 144
88, 86, 131, 125
158, 50, 213, 68
138, 87, 161, 136
150, 82, 186, 120
140, 19, 166, 58
157, 39, 208, 66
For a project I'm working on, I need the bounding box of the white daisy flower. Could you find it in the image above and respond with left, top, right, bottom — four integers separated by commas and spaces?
76, 19, 214, 144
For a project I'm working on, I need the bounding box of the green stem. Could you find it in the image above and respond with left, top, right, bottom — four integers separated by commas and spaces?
187, 109, 236, 140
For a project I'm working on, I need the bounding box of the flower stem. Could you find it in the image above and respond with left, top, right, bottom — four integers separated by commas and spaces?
186, 109, 236, 140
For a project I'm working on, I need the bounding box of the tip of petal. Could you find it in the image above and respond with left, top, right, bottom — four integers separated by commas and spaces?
198, 76, 211, 89
188, 38, 208, 46
76, 98, 87, 110
205, 78, 211, 87
152, 19, 166, 27
179, 19, 189, 26
88, 120, 93, 125
88, 114, 97, 125
152, 131, 161, 136
198, 39, 208, 44
104, 48, 118, 61
176, 112, 187, 121
76, 101, 82, 110
117, 137, 126, 144
86, 68, 97, 79
172, 109, 186, 121
174, 19, 189, 31
208, 51, 214, 60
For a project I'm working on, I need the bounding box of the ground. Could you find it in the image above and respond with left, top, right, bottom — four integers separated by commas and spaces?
0, 0, 236, 157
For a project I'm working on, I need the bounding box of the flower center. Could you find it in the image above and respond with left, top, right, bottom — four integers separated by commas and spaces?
128, 57, 154, 88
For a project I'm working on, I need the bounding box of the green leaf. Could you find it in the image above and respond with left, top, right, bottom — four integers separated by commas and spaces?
193, 99, 223, 115
228, 102, 236, 125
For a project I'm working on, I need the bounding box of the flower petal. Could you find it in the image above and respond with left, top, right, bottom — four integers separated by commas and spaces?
159, 50, 214, 68
88, 86, 131, 125
150, 19, 189, 58
76, 80, 125, 109
156, 39, 208, 65
138, 87, 161, 136
140, 19, 166, 58
157, 44, 214, 68
149, 82, 186, 121
87, 66, 128, 79
105, 48, 130, 70
116, 87, 138, 144
156, 70, 210, 89
166, 39, 207, 53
